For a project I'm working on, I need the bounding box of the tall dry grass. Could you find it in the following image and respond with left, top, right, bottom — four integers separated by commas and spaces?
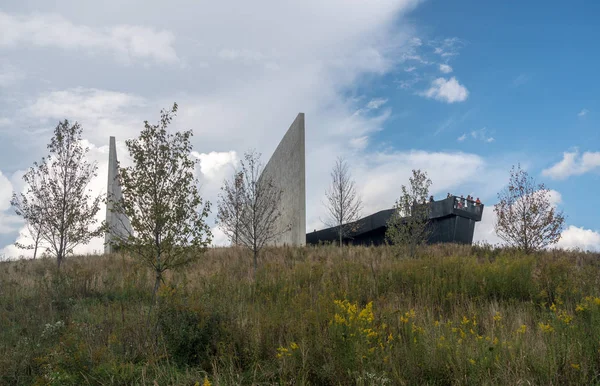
1, 244, 600, 385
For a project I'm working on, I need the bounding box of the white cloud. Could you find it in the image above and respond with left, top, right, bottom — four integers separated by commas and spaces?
211, 225, 229, 247
542, 150, 600, 180
0, 61, 25, 87
353, 150, 487, 215
0, 11, 179, 64
578, 109, 589, 117
439, 64, 452, 73
405, 66, 416, 72
366, 98, 388, 110
349, 136, 369, 150
192, 151, 238, 180
25, 87, 146, 144
420, 77, 469, 103
457, 133, 466, 142
432, 37, 464, 58
0, 171, 12, 212
557, 226, 600, 252
397, 77, 420, 89
468, 127, 495, 143
1, 0, 495, 255
218, 48, 266, 62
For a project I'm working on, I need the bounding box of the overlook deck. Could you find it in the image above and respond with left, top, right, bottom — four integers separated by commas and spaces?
306, 196, 484, 246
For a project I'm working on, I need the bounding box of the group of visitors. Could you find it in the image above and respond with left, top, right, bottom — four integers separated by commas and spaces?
443, 193, 481, 209
420, 194, 482, 209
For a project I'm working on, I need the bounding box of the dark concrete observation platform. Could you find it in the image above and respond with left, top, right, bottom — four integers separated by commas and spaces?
306, 196, 484, 246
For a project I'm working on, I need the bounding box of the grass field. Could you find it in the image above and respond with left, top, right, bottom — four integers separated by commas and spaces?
1, 244, 600, 385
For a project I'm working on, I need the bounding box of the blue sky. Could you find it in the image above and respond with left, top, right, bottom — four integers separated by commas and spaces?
0, 0, 599, 256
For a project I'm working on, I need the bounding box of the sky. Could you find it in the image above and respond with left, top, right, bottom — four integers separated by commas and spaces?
1, 0, 599, 258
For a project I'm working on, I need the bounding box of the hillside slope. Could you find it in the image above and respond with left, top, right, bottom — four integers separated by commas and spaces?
1, 245, 600, 385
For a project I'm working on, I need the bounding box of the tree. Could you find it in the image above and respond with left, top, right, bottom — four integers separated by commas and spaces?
323, 157, 363, 246
217, 150, 288, 274
14, 221, 44, 260
107, 103, 212, 300
386, 169, 432, 257
217, 171, 245, 246
11, 120, 102, 268
494, 164, 565, 253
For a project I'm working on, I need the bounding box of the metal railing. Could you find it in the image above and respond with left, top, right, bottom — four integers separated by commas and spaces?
451, 196, 483, 216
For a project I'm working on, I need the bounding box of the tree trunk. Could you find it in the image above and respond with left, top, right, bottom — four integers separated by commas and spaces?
253, 249, 258, 278
152, 273, 161, 301
146, 271, 162, 333
33, 231, 41, 260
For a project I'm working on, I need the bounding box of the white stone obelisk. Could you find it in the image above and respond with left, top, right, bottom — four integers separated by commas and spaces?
104, 137, 132, 254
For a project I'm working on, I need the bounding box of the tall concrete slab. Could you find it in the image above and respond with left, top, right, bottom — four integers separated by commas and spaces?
104, 137, 132, 254
262, 113, 306, 246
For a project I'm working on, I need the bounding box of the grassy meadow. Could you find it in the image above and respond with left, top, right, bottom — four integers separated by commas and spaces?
1, 244, 600, 385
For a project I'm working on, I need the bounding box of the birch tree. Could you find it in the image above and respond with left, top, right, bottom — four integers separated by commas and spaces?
323, 157, 363, 246
217, 150, 288, 274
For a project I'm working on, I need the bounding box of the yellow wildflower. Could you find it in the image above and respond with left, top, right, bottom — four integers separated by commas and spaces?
517, 324, 527, 334
493, 337, 499, 345
461, 316, 470, 325
538, 322, 554, 333
203, 377, 212, 386
493, 312, 502, 322
468, 359, 476, 365
290, 342, 299, 350
276, 346, 291, 358
549, 303, 557, 312
571, 363, 580, 370
558, 311, 573, 325
575, 304, 586, 312
358, 302, 374, 323
434, 320, 440, 327
411, 323, 425, 334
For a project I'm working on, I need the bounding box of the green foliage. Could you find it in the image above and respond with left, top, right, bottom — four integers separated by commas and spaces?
2, 246, 600, 384
11, 120, 102, 268
109, 103, 212, 294
386, 169, 432, 257
157, 284, 226, 368
494, 164, 566, 253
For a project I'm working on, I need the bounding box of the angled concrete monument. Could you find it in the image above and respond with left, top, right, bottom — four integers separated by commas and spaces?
262, 113, 306, 246
104, 137, 132, 254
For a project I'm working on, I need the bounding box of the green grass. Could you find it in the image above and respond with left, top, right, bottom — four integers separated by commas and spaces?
1, 244, 600, 385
